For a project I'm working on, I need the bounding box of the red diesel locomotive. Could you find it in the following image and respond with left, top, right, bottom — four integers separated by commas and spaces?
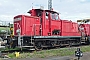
13, 8, 90, 50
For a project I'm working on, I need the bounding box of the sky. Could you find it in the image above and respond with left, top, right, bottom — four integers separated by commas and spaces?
0, 0, 90, 23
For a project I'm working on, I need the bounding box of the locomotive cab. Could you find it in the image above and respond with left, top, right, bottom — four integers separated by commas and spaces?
28, 9, 61, 36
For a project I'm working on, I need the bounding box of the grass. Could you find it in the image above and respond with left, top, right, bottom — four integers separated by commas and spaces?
0, 47, 20, 51
7, 45, 90, 58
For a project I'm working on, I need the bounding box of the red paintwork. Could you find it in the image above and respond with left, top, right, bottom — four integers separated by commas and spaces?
14, 9, 83, 37
51, 20, 61, 35
14, 15, 40, 36
79, 24, 90, 36
61, 20, 80, 36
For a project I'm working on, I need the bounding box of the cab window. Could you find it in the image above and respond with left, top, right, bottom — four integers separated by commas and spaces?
46, 12, 49, 19
51, 13, 59, 20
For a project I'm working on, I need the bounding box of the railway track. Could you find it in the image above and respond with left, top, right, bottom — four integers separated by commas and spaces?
1, 43, 89, 53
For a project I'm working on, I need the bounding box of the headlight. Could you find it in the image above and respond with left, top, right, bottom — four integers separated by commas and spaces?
16, 29, 20, 33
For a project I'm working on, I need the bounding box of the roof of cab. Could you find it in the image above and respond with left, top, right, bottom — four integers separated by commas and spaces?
28, 9, 59, 15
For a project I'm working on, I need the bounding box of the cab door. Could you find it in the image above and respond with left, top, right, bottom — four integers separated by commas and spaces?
44, 12, 49, 35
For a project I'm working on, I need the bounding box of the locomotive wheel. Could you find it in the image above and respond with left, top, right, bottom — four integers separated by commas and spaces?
35, 42, 43, 50
51, 42, 55, 47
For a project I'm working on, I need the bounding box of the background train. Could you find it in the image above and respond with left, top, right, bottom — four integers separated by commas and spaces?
5, 8, 90, 50
0, 23, 14, 47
